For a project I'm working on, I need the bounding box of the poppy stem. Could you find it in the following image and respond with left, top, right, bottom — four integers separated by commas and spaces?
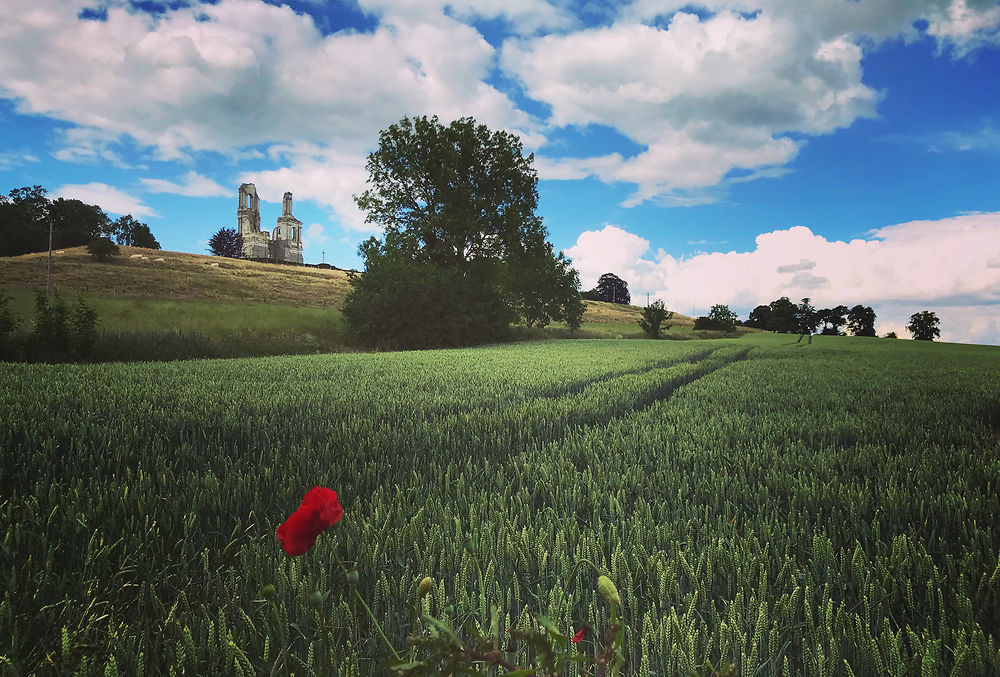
554, 557, 602, 620
331, 550, 402, 661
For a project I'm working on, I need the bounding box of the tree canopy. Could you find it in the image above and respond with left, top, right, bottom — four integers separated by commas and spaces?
595, 273, 630, 305
847, 305, 877, 337
0, 185, 158, 257
208, 227, 243, 258
746, 296, 797, 333
638, 300, 672, 338
345, 116, 582, 349
907, 310, 941, 341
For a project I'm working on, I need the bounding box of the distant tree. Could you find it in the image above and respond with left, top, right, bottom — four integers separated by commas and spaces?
793, 298, 819, 343
847, 304, 877, 337
114, 214, 160, 249
48, 198, 112, 249
581, 288, 601, 302
708, 304, 737, 332
208, 227, 243, 258
885, 331, 897, 339
907, 311, 941, 341
638, 300, 672, 338
747, 296, 798, 333
596, 273, 630, 305
87, 236, 120, 261
817, 305, 848, 335
745, 304, 771, 330
0, 185, 50, 256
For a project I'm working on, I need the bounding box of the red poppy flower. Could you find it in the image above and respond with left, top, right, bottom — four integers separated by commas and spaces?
276, 486, 343, 556
572, 627, 586, 643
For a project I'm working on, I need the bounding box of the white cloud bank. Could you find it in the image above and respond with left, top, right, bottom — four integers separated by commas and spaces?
565, 211, 1000, 345
0, 0, 543, 229
140, 171, 229, 197
52, 182, 156, 217
505, 0, 1000, 205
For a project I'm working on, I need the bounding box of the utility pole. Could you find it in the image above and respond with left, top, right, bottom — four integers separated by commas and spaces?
46, 221, 53, 298
322, 250, 325, 263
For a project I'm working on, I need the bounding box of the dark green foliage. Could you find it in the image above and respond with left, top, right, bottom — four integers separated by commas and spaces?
885, 331, 898, 339
342, 245, 515, 350
0, 185, 52, 256
86, 236, 120, 261
581, 288, 601, 302
694, 304, 738, 332
505, 244, 583, 330
847, 304, 877, 336
0, 186, 119, 257
746, 296, 798, 332
49, 198, 113, 247
595, 273, 630, 305
31, 291, 71, 358
208, 227, 243, 258
794, 297, 820, 335
70, 297, 99, 358
113, 214, 160, 249
0, 294, 18, 359
817, 304, 848, 335
908, 310, 941, 341
22, 292, 100, 362
349, 116, 580, 347
208, 227, 242, 257
638, 299, 672, 338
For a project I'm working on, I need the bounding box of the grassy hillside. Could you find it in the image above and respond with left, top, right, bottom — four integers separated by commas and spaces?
2, 334, 997, 675
0, 246, 353, 307
1, 246, 709, 358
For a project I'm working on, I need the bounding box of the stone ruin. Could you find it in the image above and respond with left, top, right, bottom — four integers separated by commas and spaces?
237, 183, 304, 264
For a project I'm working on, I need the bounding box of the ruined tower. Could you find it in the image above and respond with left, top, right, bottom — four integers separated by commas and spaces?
237, 183, 270, 259
272, 191, 304, 264
236, 184, 303, 263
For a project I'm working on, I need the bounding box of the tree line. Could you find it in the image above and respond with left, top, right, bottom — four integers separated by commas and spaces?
0, 185, 160, 257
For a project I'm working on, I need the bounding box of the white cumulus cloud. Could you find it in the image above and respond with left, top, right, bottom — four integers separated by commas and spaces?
565, 212, 1000, 345
52, 182, 156, 217
503, 9, 879, 206
140, 171, 229, 197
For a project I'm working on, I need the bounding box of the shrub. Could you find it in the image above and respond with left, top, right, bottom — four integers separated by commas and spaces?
342, 254, 515, 350
638, 300, 672, 338
86, 236, 120, 261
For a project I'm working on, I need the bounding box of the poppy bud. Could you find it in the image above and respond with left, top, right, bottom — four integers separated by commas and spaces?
261, 584, 276, 600
418, 576, 434, 598
308, 590, 324, 607
597, 575, 621, 609
346, 569, 360, 586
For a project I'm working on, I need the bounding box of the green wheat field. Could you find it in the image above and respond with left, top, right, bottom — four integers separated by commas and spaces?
1, 333, 998, 675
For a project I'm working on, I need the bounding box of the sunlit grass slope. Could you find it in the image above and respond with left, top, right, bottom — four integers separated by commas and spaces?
1, 334, 997, 674
1, 247, 707, 356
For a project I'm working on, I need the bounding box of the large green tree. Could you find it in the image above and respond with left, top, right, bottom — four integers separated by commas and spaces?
907, 310, 941, 341
747, 296, 798, 333
595, 273, 630, 305
113, 214, 160, 249
346, 115, 582, 348
847, 304, 877, 337
0, 187, 113, 256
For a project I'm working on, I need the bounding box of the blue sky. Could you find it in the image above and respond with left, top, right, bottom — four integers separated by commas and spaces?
1, 0, 999, 343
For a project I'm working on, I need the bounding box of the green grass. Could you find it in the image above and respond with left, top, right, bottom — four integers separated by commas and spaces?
1, 334, 997, 675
